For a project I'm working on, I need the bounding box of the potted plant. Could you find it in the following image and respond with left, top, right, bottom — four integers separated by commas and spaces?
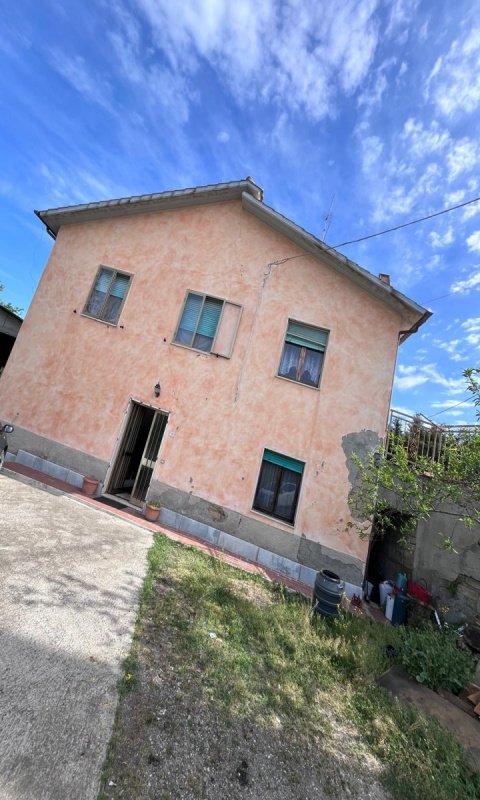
82, 476, 98, 496
144, 500, 161, 522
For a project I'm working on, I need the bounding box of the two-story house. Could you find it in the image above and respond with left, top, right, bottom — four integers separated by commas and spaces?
0, 179, 430, 587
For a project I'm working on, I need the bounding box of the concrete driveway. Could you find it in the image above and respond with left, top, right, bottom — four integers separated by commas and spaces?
0, 471, 152, 800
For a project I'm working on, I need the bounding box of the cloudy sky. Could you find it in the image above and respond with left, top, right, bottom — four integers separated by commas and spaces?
1, 0, 479, 423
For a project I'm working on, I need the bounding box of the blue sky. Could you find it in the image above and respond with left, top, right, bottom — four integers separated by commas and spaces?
1, 0, 479, 423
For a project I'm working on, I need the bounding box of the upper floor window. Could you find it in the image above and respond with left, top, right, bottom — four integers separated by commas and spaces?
173, 291, 242, 357
83, 267, 131, 325
278, 320, 328, 388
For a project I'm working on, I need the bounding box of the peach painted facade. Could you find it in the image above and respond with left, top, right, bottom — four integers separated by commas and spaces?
0, 182, 429, 582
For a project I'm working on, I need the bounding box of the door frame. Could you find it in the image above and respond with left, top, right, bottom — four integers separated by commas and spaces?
104, 398, 168, 499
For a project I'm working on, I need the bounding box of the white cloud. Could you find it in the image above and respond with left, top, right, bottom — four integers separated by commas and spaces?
395, 373, 428, 390
401, 118, 450, 158
385, 0, 419, 38
427, 27, 480, 116
462, 317, 480, 332
217, 131, 230, 143
48, 51, 114, 111
445, 189, 465, 205
395, 363, 467, 395
127, 0, 380, 121
466, 231, 480, 253
451, 268, 480, 293
429, 226, 454, 248
447, 138, 479, 180
434, 337, 461, 355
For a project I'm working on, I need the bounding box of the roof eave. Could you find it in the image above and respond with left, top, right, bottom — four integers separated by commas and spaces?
35, 179, 264, 238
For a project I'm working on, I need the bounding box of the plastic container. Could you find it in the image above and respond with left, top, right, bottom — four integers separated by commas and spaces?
379, 581, 394, 608
392, 593, 409, 625
385, 594, 395, 622
395, 573, 407, 592
313, 569, 345, 618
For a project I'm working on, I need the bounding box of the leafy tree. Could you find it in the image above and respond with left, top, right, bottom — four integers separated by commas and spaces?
0, 283, 22, 316
349, 370, 480, 550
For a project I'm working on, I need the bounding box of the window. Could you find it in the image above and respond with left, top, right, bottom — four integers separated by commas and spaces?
253, 449, 304, 524
173, 291, 242, 357
83, 267, 131, 325
278, 320, 328, 387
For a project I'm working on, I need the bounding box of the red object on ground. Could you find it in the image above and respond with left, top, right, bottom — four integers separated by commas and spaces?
407, 579, 432, 605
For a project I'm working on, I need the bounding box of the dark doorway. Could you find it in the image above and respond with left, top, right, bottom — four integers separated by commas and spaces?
366, 509, 414, 602
107, 402, 168, 506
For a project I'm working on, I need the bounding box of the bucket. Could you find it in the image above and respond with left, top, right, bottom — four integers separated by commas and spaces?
313, 569, 345, 618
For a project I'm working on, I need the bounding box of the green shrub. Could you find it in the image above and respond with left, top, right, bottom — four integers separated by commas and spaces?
398, 623, 474, 693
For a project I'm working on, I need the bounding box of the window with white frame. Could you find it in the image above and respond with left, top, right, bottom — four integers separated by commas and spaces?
83, 267, 131, 325
253, 449, 304, 524
278, 320, 328, 387
173, 291, 242, 357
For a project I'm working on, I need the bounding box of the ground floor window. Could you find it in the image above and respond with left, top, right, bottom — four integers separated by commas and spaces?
253, 449, 304, 524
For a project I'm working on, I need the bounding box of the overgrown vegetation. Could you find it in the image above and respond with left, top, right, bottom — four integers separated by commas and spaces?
349, 368, 480, 548
397, 623, 474, 693
101, 535, 480, 800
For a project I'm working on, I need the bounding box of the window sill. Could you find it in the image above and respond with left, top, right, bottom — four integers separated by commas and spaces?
80, 313, 120, 328
250, 507, 296, 529
171, 341, 221, 357
275, 374, 320, 390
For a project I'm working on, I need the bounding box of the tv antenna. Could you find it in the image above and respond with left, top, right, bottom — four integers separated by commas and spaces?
322, 194, 335, 241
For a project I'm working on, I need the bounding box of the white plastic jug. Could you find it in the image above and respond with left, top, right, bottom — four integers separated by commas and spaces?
379, 581, 394, 608
385, 593, 395, 622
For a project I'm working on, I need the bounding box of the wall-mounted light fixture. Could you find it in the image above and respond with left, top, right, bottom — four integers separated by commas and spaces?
154, 382, 161, 398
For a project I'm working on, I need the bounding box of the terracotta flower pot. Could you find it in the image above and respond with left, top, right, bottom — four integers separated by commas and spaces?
144, 503, 161, 522
82, 476, 98, 496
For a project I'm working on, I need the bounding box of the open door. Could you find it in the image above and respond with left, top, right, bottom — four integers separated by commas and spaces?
107, 402, 168, 505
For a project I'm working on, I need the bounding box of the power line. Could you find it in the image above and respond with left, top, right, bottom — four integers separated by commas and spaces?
330, 194, 480, 249
428, 397, 473, 418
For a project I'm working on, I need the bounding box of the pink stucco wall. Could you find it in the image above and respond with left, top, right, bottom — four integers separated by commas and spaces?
0, 199, 419, 562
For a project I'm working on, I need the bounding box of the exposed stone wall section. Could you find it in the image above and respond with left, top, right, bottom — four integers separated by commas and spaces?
413, 507, 480, 622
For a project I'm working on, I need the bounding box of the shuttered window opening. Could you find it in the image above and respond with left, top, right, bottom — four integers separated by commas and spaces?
84, 266, 132, 325
278, 319, 329, 388
253, 449, 305, 524
174, 290, 242, 357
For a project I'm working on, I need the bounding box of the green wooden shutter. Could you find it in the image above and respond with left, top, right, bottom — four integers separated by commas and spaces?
179, 293, 203, 333
197, 297, 223, 337
263, 449, 304, 474
95, 268, 114, 293
286, 322, 328, 351
110, 273, 130, 298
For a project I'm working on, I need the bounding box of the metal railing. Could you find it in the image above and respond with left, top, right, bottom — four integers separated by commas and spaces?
387, 409, 479, 466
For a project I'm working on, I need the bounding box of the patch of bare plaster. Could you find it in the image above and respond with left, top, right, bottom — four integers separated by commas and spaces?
342, 430, 381, 520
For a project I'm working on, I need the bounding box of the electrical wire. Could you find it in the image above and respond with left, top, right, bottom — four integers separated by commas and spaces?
330, 194, 480, 248
426, 397, 473, 418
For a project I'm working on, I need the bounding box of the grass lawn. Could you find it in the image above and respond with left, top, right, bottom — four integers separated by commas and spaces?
99, 535, 480, 800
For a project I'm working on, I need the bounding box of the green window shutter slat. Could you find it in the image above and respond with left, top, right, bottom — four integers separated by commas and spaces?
110, 274, 130, 299
179, 293, 203, 333
286, 322, 328, 351
197, 297, 223, 337
95, 268, 114, 293
263, 449, 304, 474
